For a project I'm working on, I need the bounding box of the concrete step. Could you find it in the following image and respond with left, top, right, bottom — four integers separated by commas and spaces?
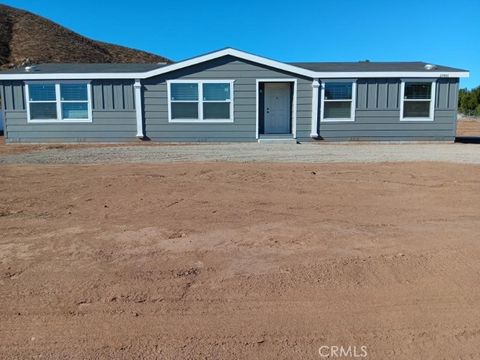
257, 137, 298, 144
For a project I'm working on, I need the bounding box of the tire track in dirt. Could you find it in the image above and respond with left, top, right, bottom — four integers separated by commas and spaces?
1, 162, 480, 358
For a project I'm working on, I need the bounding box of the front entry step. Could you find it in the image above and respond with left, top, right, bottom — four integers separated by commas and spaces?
258, 136, 298, 144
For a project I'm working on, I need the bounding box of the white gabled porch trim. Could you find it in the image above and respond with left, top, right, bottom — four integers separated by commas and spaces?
142, 48, 317, 79
134, 79, 144, 138
310, 79, 320, 138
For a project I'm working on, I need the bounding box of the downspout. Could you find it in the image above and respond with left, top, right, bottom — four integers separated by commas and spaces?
310, 78, 320, 138
134, 79, 144, 138
0, 84, 5, 139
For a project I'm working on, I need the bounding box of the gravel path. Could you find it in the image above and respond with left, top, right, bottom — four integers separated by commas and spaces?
1, 143, 480, 164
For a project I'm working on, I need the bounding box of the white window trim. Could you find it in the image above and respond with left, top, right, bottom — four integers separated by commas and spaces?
25, 81, 92, 123
400, 80, 436, 122
167, 79, 234, 123
320, 80, 357, 122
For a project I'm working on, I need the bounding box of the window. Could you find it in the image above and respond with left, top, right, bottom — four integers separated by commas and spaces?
26, 82, 91, 123
400, 81, 435, 121
168, 80, 234, 122
28, 84, 57, 120
170, 83, 199, 119
203, 83, 231, 119
60, 84, 89, 120
321, 81, 356, 122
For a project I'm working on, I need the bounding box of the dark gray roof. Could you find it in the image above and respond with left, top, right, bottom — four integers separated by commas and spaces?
289, 61, 467, 73
0, 59, 468, 76
1, 63, 168, 74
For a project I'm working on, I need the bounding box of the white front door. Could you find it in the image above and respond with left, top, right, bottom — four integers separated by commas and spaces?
264, 83, 291, 134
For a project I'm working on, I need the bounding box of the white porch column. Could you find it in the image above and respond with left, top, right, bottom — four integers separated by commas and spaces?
134, 79, 144, 138
311, 79, 320, 138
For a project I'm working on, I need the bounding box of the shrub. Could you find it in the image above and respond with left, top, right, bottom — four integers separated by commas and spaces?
459, 86, 480, 116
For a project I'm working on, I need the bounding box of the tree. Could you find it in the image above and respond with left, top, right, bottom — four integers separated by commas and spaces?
459, 86, 480, 116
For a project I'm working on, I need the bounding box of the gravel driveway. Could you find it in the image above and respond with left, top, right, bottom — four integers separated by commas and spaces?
1, 142, 480, 164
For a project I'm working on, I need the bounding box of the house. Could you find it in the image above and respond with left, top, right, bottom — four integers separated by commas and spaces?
0, 48, 469, 143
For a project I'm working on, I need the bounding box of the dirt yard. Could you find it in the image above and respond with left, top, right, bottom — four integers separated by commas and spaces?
457, 117, 480, 137
1, 158, 480, 359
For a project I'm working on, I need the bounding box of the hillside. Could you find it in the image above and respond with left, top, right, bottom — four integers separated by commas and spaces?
0, 4, 171, 68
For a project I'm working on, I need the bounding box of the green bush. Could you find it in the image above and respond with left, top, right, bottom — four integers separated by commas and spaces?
459, 86, 480, 116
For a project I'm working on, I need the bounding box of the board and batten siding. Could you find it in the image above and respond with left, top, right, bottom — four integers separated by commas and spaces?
142, 55, 313, 142
318, 78, 459, 141
0, 63, 460, 143
1, 80, 137, 142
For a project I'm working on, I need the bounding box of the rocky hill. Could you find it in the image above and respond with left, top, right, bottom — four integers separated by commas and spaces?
0, 4, 171, 68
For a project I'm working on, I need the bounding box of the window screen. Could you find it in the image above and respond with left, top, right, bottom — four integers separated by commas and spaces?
60, 84, 88, 101
170, 83, 198, 101
203, 83, 230, 101
324, 83, 352, 100
29, 84, 56, 101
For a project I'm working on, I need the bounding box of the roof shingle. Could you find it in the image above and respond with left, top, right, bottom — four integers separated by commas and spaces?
288, 61, 467, 73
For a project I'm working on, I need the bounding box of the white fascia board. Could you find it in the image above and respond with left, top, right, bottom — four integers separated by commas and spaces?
138, 49, 469, 79
0, 47, 470, 80
0, 70, 469, 81
0, 48, 316, 80
313, 71, 470, 78
0, 72, 147, 80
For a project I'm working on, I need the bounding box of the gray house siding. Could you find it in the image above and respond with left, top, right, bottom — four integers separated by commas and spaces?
1, 80, 137, 142
318, 78, 459, 141
142, 55, 312, 142
0, 57, 461, 143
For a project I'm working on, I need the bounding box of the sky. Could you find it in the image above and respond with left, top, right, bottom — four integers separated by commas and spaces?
4, 0, 479, 88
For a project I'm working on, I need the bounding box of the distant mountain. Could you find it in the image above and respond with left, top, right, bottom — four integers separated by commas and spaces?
0, 4, 171, 68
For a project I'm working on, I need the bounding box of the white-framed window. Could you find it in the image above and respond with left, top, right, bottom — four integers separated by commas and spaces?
400, 80, 436, 121
167, 80, 234, 123
25, 81, 92, 123
320, 80, 356, 122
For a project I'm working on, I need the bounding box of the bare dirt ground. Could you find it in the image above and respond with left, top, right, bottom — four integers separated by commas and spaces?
1, 159, 480, 359
2, 140, 480, 165
0, 136, 180, 156
457, 117, 480, 137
